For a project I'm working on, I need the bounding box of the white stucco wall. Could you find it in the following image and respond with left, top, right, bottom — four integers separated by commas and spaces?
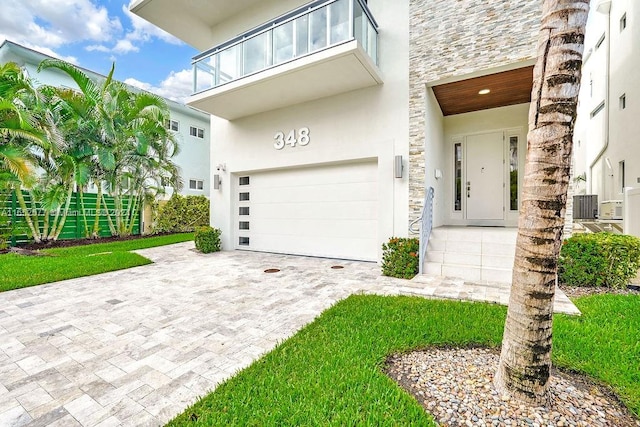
423, 88, 445, 228
208, 0, 409, 257
574, 0, 640, 204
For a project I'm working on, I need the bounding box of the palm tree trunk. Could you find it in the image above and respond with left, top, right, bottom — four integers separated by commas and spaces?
126, 196, 139, 235
79, 188, 89, 238
494, 0, 589, 405
14, 186, 41, 243
52, 184, 74, 240
113, 192, 122, 236
92, 184, 103, 238
42, 209, 51, 240
101, 192, 116, 235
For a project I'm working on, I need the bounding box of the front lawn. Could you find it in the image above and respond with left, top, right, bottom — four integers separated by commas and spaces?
0, 233, 193, 292
169, 294, 640, 426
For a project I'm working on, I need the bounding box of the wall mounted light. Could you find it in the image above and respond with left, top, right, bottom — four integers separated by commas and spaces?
394, 155, 404, 179
213, 174, 222, 190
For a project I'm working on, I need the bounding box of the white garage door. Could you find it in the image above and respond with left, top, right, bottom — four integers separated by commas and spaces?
235, 161, 378, 261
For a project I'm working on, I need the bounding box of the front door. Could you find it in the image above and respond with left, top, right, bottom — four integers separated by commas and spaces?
465, 131, 504, 220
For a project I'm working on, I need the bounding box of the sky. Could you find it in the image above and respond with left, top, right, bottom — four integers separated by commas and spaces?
0, 0, 199, 103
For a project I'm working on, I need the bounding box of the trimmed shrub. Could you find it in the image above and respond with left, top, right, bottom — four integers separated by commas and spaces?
381, 237, 420, 279
194, 226, 221, 254
558, 232, 640, 288
155, 194, 210, 233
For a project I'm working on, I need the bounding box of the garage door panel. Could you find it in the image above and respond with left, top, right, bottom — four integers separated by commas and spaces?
235, 161, 378, 261
251, 162, 376, 188
251, 201, 378, 221
248, 234, 378, 260
252, 182, 377, 204
251, 219, 378, 238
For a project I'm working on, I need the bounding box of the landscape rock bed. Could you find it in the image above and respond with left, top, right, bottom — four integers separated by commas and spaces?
386, 347, 639, 427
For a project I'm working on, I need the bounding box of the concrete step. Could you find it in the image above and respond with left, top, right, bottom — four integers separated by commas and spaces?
426, 263, 513, 283
422, 226, 518, 284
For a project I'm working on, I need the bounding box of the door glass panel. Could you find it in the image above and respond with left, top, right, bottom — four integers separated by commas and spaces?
454, 143, 462, 211
509, 136, 518, 211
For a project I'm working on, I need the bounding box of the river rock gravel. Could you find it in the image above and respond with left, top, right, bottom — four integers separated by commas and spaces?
385, 347, 639, 427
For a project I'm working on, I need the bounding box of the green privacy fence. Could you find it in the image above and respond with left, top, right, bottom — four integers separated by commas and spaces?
0, 190, 140, 247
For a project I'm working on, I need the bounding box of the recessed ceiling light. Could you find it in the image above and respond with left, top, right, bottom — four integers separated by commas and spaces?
478, 89, 491, 95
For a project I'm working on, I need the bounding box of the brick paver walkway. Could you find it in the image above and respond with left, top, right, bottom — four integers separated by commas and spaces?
0, 242, 579, 426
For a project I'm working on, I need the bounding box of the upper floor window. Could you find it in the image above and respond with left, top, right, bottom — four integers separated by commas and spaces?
190, 126, 205, 139
189, 179, 204, 190
166, 119, 179, 132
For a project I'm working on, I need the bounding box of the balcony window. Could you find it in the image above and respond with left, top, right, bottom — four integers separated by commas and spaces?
274, 21, 294, 64
193, 0, 378, 94
330, 0, 349, 44
295, 15, 310, 57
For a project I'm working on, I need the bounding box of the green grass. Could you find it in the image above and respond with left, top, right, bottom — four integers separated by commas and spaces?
169, 294, 640, 426
0, 233, 193, 292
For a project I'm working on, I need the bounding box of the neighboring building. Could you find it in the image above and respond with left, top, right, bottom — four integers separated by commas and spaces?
0, 40, 211, 198
573, 0, 639, 221
131, 0, 542, 279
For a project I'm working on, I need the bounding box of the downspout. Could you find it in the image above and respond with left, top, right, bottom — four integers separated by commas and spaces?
589, 0, 612, 193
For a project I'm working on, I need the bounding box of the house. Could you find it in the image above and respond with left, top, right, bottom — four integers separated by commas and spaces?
0, 40, 211, 199
131, 0, 544, 281
573, 0, 640, 236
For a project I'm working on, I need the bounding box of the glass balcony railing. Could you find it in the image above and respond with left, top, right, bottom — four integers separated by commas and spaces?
192, 0, 378, 94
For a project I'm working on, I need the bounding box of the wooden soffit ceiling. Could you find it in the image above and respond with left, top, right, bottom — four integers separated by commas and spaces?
432, 66, 534, 116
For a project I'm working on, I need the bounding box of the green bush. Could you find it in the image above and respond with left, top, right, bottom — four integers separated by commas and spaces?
155, 194, 210, 233
558, 232, 640, 288
194, 226, 221, 254
381, 237, 420, 279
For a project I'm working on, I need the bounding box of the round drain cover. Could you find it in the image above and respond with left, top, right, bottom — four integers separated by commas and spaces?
264, 268, 280, 273
331, 265, 344, 269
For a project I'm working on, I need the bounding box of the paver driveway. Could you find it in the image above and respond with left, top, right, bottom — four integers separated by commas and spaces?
0, 242, 578, 426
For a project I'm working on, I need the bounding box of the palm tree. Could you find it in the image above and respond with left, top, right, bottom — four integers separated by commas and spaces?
38, 59, 180, 237
0, 62, 46, 184
494, 0, 590, 404
0, 62, 55, 242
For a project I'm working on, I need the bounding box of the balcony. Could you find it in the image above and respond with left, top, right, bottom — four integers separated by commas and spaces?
188, 0, 382, 120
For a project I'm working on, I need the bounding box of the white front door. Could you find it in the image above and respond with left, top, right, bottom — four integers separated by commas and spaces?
465, 132, 504, 220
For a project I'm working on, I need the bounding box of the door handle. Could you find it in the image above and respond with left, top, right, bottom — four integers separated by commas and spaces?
466, 181, 471, 198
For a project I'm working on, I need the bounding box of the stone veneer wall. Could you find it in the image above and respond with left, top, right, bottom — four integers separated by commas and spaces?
408, 0, 541, 224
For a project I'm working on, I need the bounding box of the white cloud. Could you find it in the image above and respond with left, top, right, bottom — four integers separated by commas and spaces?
69, 2, 184, 56
0, 0, 122, 48
124, 69, 192, 104
122, 3, 182, 46
113, 39, 139, 54
85, 44, 111, 53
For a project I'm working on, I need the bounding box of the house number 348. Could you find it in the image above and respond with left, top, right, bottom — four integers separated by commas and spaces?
274, 127, 310, 150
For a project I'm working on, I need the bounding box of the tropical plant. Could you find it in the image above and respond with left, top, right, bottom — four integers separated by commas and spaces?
381, 237, 420, 279
494, 0, 589, 405
155, 194, 210, 233
558, 233, 640, 288
194, 226, 221, 253
37, 59, 180, 238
